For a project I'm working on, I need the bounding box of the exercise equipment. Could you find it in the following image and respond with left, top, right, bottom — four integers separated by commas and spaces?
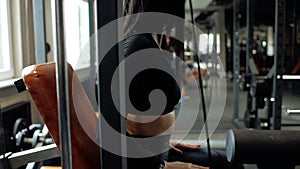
0, 117, 55, 169
0, 144, 60, 169
0, 102, 32, 155
282, 75, 300, 80
22, 62, 100, 169
226, 129, 300, 169
286, 109, 300, 116
233, 0, 289, 130
9, 116, 53, 150
12, 118, 30, 138
14, 124, 53, 149
243, 72, 300, 129
243, 76, 273, 129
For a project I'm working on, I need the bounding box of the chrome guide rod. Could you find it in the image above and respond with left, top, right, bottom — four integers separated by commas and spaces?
286, 109, 300, 115
53, 0, 72, 168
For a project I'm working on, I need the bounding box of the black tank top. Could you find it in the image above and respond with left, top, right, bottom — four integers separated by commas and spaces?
123, 34, 181, 115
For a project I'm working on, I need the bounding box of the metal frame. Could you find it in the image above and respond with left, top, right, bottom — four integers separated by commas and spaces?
246, 0, 254, 75
232, 0, 241, 126
117, 1, 128, 168
286, 109, 300, 115
245, 0, 256, 128
88, 0, 96, 78
282, 75, 300, 80
290, 0, 296, 66
97, 0, 126, 168
53, 0, 73, 168
272, 0, 285, 130
238, 0, 291, 130
0, 144, 60, 169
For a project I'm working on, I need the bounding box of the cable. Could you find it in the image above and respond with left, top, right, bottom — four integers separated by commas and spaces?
188, 0, 213, 165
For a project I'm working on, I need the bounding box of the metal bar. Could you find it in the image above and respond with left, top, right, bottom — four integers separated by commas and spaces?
1, 144, 60, 169
281, 123, 300, 126
86, 0, 98, 110
282, 75, 300, 80
245, 0, 255, 127
207, 29, 210, 54
246, 0, 253, 74
254, 72, 300, 81
232, 0, 240, 121
286, 109, 300, 115
249, 59, 258, 75
291, 0, 296, 66
117, 0, 128, 168
88, 0, 95, 76
53, 0, 73, 168
272, 0, 285, 130
266, 65, 275, 79
32, 0, 47, 63
97, 0, 123, 168
0, 93, 6, 168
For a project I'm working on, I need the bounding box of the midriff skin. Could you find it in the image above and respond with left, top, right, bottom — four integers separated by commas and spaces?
126, 111, 175, 136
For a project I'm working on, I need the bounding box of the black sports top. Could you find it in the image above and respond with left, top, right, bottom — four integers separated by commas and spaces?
123, 34, 181, 115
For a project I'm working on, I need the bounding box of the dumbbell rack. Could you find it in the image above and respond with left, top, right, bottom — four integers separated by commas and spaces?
0, 144, 59, 169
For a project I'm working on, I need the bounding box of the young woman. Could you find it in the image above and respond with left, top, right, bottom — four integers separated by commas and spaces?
123, 0, 209, 168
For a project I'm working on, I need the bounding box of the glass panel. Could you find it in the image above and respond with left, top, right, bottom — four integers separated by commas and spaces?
64, 0, 90, 70
0, 0, 13, 80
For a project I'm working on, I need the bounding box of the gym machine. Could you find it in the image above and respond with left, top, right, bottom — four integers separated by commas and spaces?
14, 120, 52, 150
233, 0, 275, 129
0, 102, 56, 169
0, 144, 59, 169
234, 0, 300, 129
226, 129, 300, 169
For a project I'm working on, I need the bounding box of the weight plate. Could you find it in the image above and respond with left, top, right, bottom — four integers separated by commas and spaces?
13, 118, 29, 137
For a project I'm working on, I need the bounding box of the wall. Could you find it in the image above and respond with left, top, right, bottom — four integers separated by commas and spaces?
0, 0, 53, 124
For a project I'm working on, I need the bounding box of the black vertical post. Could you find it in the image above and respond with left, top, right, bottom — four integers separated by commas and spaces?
246, 0, 253, 74
233, 0, 240, 123
117, 0, 128, 168
246, 0, 256, 128
88, 0, 95, 76
272, 0, 285, 130
291, 0, 296, 66
97, 0, 124, 168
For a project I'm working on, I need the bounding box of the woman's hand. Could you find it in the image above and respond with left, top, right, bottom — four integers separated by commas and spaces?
164, 161, 209, 169
169, 140, 200, 154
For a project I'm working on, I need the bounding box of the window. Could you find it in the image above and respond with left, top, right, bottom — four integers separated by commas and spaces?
64, 0, 90, 70
199, 33, 220, 55
0, 0, 14, 81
